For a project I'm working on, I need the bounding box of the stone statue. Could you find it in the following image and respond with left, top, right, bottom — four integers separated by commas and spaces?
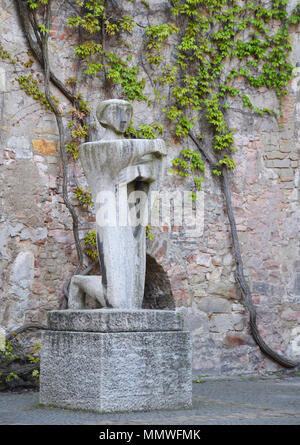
41, 102, 191, 412
69, 99, 166, 310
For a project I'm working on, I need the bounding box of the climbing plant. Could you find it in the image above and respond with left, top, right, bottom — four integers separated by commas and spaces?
0, 328, 43, 390
4, 0, 300, 369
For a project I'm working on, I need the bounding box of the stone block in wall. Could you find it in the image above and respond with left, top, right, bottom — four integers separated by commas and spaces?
265, 159, 290, 168
232, 313, 246, 331
265, 151, 288, 160
194, 253, 212, 268
195, 296, 231, 313
0, 225, 10, 260
281, 309, 300, 322
294, 273, 300, 295
209, 314, 233, 333
279, 140, 295, 152
223, 253, 233, 266
223, 333, 255, 347
207, 281, 236, 299
188, 273, 206, 285
6, 136, 32, 159
177, 306, 209, 333
0, 67, 6, 92
10, 250, 34, 288
192, 284, 207, 297
279, 168, 294, 182
32, 139, 56, 156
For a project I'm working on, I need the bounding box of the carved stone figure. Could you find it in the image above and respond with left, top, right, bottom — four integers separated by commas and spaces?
68, 99, 166, 309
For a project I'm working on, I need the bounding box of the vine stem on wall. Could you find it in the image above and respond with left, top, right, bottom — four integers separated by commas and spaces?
189, 132, 299, 369
14, 0, 97, 309
11, 0, 300, 369
40, 0, 84, 308
221, 168, 299, 369
15, 0, 76, 104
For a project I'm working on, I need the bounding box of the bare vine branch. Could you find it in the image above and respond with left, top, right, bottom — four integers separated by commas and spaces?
15, 0, 76, 104
39, 0, 84, 307
14, 0, 100, 309
188, 131, 218, 168
221, 167, 299, 369
188, 131, 299, 369
6, 323, 48, 342
11, 0, 299, 370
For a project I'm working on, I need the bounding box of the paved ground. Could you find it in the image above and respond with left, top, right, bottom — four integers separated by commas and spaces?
0, 374, 300, 425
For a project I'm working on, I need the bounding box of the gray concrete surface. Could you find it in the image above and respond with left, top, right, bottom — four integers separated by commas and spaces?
47, 309, 183, 332
39, 329, 192, 413
0, 374, 300, 425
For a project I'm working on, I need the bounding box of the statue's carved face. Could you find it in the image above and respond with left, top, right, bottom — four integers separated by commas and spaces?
98, 102, 132, 134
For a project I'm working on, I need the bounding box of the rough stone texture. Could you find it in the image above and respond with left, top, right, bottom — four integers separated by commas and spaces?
77, 99, 167, 310
32, 139, 56, 156
0, 0, 299, 375
40, 328, 192, 412
68, 275, 105, 309
0, 67, 5, 92
48, 309, 183, 332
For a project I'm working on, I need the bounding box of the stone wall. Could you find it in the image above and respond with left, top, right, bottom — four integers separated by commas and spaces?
0, 0, 299, 375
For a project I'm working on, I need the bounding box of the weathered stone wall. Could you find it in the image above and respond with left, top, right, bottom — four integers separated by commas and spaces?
0, 0, 299, 375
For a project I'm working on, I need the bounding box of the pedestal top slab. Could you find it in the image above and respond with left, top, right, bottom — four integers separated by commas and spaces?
47, 309, 183, 332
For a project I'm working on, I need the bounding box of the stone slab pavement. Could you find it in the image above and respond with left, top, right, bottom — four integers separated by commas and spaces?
0, 374, 300, 425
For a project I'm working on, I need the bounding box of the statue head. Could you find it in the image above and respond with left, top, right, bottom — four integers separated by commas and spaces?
96, 99, 133, 135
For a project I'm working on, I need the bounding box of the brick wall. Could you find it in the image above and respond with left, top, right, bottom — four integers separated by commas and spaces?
0, 0, 299, 374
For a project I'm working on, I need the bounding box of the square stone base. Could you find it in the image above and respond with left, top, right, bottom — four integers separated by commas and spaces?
40, 310, 192, 413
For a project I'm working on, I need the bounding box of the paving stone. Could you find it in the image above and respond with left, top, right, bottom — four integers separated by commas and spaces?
2, 376, 300, 425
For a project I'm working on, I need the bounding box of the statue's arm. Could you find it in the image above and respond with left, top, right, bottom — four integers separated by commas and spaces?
117, 165, 140, 185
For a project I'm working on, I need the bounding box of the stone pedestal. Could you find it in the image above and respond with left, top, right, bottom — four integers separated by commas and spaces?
39, 309, 192, 413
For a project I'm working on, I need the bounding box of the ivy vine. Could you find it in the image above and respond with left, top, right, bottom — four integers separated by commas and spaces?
4, 0, 300, 369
